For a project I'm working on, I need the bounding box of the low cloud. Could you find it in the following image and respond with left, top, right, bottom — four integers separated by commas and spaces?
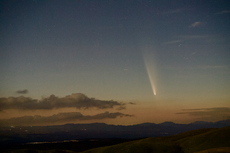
0, 93, 126, 111
0, 111, 134, 126
176, 107, 230, 120
16, 89, 28, 94
189, 22, 202, 28
129, 102, 136, 105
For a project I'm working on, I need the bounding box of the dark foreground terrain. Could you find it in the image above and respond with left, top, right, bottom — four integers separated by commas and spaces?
1, 119, 230, 145
1, 138, 138, 153
81, 126, 230, 153
1, 126, 230, 153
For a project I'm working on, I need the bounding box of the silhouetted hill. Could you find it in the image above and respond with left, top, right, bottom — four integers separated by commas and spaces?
194, 147, 230, 153
81, 126, 230, 153
159, 121, 176, 126
178, 126, 230, 153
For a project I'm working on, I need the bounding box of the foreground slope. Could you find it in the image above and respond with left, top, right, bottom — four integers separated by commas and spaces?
177, 126, 230, 153
81, 126, 230, 153
194, 147, 230, 153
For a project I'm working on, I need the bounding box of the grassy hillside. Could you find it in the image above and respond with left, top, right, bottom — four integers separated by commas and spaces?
177, 126, 230, 153
81, 126, 230, 153
81, 138, 182, 153
194, 147, 230, 153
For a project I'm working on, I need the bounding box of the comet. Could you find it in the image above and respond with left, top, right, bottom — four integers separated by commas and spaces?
143, 50, 157, 96
145, 63, 156, 95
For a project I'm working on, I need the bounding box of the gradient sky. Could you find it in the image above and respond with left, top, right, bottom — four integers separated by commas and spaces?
0, 0, 230, 126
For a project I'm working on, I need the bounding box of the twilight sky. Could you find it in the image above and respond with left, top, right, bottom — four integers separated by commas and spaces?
0, 0, 230, 126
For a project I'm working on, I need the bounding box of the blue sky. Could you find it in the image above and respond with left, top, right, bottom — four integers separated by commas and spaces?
0, 0, 230, 126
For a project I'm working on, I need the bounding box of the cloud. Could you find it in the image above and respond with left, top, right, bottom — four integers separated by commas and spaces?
163, 65, 228, 71
176, 107, 230, 120
198, 65, 228, 69
0, 93, 126, 111
178, 35, 208, 39
162, 40, 183, 45
162, 35, 210, 45
0, 111, 134, 126
16, 89, 28, 94
128, 102, 136, 105
189, 22, 202, 28
215, 10, 230, 14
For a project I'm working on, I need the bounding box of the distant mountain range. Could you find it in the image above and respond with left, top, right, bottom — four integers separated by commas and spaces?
0, 119, 230, 144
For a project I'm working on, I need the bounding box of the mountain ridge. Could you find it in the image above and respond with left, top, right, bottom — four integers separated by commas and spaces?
0, 119, 230, 144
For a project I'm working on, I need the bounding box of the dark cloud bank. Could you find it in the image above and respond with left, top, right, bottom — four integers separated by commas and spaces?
176, 107, 230, 120
0, 111, 133, 126
0, 93, 126, 111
